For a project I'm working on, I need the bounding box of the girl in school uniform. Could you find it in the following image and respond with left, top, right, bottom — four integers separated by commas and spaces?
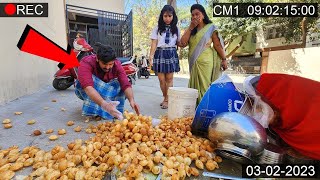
149, 5, 181, 109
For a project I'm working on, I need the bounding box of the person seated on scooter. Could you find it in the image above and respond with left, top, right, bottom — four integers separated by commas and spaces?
133, 55, 138, 66
75, 43, 140, 120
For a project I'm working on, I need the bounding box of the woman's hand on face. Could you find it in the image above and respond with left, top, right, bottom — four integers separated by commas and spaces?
190, 18, 199, 30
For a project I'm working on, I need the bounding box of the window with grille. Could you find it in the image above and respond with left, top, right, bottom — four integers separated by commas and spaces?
266, 26, 283, 40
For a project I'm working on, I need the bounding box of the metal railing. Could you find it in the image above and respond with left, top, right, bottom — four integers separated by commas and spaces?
66, 4, 133, 57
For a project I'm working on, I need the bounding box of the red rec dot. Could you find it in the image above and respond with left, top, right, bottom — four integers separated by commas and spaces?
4, 3, 16, 15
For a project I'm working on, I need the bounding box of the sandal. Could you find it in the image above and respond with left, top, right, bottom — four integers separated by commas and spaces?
160, 99, 167, 106
161, 101, 168, 109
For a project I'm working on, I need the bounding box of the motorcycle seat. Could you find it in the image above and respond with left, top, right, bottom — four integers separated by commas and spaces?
117, 57, 131, 64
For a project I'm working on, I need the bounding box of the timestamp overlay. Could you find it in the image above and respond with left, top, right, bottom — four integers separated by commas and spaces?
212, 3, 319, 17
242, 164, 320, 178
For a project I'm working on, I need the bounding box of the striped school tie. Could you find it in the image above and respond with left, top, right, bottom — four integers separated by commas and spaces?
165, 25, 170, 44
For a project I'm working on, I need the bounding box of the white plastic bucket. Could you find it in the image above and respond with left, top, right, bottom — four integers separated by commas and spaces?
168, 87, 199, 120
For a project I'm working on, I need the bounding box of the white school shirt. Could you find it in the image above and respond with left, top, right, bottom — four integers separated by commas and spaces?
150, 26, 181, 48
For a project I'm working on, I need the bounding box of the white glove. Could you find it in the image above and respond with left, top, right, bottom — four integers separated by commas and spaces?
101, 100, 123, 120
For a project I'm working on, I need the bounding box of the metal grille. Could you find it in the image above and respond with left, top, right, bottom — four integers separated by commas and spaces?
66, 4, 133, 57
122, 11, 133, 57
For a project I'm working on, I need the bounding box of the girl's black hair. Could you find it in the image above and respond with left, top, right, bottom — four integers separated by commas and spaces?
190, 4, 212, 35
158, 5, 178, 36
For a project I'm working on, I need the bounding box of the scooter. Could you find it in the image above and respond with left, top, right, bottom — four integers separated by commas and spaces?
137, 66, 150, 79
53, 38, 137, 89
136, 57, 151, 79
52, 37, 93, 90
118, 56, 139, 85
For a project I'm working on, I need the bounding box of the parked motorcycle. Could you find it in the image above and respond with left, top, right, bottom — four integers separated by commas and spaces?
137, 66, 150, 79
118, 56, 139, 85
137, 56, 150, 79
53, 37, 137, 90
52, 36, 93, 90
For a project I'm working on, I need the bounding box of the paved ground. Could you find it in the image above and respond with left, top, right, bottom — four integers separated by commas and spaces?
0, 74, 242, 179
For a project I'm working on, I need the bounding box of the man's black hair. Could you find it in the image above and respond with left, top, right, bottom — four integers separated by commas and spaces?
95, 42, 116, 63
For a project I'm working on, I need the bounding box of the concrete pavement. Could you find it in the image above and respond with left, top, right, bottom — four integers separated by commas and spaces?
0, 75, 242, 178
0, 75, 189, 150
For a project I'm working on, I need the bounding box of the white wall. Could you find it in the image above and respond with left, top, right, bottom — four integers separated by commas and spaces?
266, 47, 320, 82
66, 0, 125, 14
0, 0, 67, 104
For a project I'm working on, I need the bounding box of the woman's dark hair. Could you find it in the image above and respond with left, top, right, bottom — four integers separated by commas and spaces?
94, 42, 116, 63
190, 4, 212, 35
158, 5, 178, 36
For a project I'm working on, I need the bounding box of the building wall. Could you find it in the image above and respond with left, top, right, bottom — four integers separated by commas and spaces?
257, 36, 318, 49
255, 27, 300, 49
0, 0, 67, 104
256, 21, 320, 49
66, 0, 125, 14
0, 0, 125, 104
266, 47, 320, 82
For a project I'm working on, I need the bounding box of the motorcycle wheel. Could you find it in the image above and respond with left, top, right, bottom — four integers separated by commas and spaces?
53, 78, 73, 90
145, 71, 150, 79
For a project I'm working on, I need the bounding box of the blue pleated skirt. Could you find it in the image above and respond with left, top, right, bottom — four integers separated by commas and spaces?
153, 47, 180, 73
